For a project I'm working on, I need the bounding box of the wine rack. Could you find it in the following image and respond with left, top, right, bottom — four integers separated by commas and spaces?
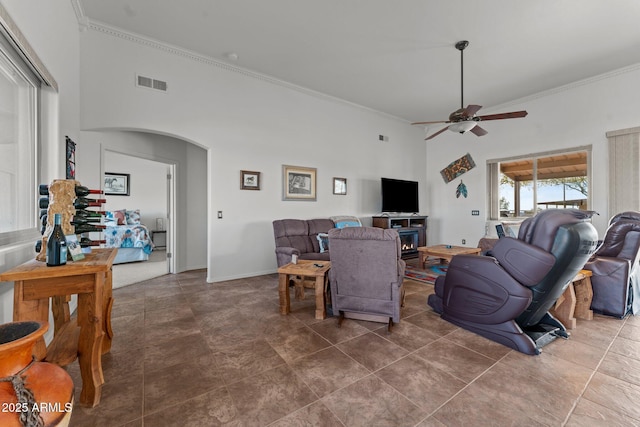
37, 179, 105, 262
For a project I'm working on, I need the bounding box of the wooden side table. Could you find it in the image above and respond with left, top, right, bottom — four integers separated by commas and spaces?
277, 260, 331, 320
551, 269, 594, 329
151, 230, 167, 249
0, 248, 118, 407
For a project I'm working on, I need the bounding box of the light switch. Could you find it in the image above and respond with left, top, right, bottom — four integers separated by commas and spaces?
217, 211, 223, 219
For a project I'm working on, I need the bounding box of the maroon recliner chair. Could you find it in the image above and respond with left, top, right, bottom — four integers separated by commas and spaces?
428, 209, 598, 355
584, 211, 640, 318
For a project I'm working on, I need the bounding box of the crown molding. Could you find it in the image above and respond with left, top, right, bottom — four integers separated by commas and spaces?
481, 62, 640, 114
72, 7, 408, 124
72, 1, 640, 125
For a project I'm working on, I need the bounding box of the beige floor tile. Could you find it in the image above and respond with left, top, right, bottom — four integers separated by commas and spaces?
583, 372, 640, 420
289, 346, 370, 397
373, 318, 440, 351
337, 332, 409, 372
225, 364, 317, 426
566, 397, 640, 427
413, 338, 496, 383
322, 375, 428, 426
598, 350, 640, 388
375, 354, 467, 412
268, 401, 345, 427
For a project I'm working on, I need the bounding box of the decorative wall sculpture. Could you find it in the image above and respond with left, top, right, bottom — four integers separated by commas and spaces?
440, 153, 476, 183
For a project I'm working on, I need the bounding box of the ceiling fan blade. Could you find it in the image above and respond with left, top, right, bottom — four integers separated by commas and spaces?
470, 125, 488, 137
477, 110, 528, 121
411, 120, 450, 125
463, 104, 482, 117
425, 126, 449, 140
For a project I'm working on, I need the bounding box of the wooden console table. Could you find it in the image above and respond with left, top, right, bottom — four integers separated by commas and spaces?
0, 248, 117, 407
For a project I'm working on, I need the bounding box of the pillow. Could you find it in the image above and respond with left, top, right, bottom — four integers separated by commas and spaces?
502, 221, 523, 238
126, 209, 141, 225
103, 212, 117, 226
317, 233, 329, 253
331, 215, 362, 229
105, 210, 126, 225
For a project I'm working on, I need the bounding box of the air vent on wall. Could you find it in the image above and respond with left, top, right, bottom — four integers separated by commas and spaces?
136, 74, 167, 92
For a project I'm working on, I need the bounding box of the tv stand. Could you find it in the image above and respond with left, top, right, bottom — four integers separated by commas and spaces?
372, 215, 427, 259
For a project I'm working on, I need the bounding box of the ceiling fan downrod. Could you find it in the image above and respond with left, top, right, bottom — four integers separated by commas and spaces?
456, 40, 469, 110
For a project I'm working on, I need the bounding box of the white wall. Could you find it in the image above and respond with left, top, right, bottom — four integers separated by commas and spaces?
76, 130, 208, 272
0, 0, 80, 326
424, 65, 640, 247
78, 28, 427, 282
103, 151, 168, 228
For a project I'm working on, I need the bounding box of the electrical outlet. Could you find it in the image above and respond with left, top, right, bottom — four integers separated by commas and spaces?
462, 239, 466, 245
471, 210, 480, 216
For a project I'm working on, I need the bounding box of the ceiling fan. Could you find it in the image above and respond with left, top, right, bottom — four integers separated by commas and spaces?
412, 40, 528, 140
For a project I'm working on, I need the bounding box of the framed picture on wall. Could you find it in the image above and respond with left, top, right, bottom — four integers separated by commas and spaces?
333, 177, 347, 195
66, 136, 76, 179
240, 170, 261, 190
283, 165, 316, 201
104, 172, 130, 196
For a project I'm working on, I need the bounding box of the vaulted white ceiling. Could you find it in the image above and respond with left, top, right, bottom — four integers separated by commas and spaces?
77, 0, 640, 123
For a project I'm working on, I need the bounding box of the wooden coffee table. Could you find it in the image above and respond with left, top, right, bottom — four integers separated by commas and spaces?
418, 244, 481, 267
278, 260, 331, 320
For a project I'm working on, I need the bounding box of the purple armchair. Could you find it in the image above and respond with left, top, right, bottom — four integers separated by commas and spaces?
328, 227, 405, 331
584, 211, 640, 318
428, 209, 598, 355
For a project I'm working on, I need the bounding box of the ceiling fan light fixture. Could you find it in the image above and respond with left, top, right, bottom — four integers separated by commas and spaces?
448, 121, 477, 134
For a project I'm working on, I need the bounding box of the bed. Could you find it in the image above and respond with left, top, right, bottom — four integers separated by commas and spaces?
103, 209, 154, 264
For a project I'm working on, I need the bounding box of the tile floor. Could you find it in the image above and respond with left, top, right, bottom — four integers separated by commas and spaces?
67, 263, 640, 426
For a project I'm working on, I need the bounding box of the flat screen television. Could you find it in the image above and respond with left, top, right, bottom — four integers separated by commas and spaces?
381, 178, 419, 213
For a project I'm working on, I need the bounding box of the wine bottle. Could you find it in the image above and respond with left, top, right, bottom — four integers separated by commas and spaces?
39, 198, 106, 209
74, 209, 106, 218
75, 197, 107, 207
70, 217, 102, 225
46, 213, 67, 267
79, 238, 106, 247
39, 184, 104, 196
74, 224, 106, 234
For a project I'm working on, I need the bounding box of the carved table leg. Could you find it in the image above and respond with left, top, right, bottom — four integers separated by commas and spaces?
77, 285, 105, 407
52, 295, 71, 335
314, 275, 326, 320
13, 280, 49, 360
278, 273, 291, 315
573, 276, 594, 320
552, 284, 577, 329
102, 269, 114, 354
